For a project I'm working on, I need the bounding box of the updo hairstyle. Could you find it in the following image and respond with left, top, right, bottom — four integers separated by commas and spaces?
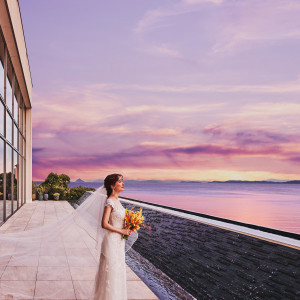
104, 174, 123, 198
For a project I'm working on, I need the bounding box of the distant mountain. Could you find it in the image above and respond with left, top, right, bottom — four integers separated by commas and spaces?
73, 178, 85, 183
140, 180, 172, 183
180, 180, 203, 183
284, 180, 300, 184
209, 180, 300, 184
72, 178, 300, 184
86, 179, 178, 184
86, 179, 103, 182
266, 178, 290, 182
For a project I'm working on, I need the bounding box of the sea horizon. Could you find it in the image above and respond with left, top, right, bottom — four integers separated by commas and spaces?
70, 178, 300, 184
34, 178, 300, 234
62, 180, 300, 235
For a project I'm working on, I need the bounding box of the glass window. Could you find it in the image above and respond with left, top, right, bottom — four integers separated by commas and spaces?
23, 157, 25, 206
0, 60, 3, 99
21, 141, 26, 206
18, 154, 22, 206
13, 124, 18, 148
6, 144, 12, 217
0, 139, 3, 223
6, 111, 12, 144
6, 55, 14, 113
0, 32, 26, 220
13, 150, 18, 211
0, 101, 3, 136
14, 94, 18, 123
18, 127, 22, 154
19, 97, 22, 133
21, 157, 24, 205
13, 81, 19, 123
0, 34, 4, 99
6, 77, 12, 113
0, 32, 26, 221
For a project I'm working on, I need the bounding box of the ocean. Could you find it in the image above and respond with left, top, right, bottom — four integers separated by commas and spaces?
69, 181, 300, 234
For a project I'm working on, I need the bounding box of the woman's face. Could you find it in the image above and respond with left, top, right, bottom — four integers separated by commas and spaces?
113, 176, 124, 193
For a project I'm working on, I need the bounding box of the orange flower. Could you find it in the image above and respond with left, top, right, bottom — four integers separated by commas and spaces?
123, 206, 151, 239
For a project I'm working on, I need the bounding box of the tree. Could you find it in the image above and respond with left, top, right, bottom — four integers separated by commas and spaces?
44, 172, 59, 190
68, 186, 95, 201
58, 174, 70, 188
42, 172, 71, 200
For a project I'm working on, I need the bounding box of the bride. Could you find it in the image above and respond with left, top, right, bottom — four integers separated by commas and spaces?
93, 173, 132, 300
0, 173, 136, 299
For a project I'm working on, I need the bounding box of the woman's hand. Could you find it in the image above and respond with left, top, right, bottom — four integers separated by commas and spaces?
121, 228, 131, 236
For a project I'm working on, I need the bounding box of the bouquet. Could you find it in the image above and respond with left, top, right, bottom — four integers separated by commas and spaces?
123, 206, 151, 240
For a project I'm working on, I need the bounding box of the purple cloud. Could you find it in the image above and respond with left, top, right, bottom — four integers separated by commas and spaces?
33, 148, 45, 153
166, 144, 281, 156
288, 157, 300, 163
203, 125, 297, 146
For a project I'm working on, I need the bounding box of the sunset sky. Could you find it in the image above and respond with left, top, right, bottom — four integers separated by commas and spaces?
20, 0, 300, 181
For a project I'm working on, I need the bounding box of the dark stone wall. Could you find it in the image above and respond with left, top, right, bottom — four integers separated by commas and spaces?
122, 202, 300, 300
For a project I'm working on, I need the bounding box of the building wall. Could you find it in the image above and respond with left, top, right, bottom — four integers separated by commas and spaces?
0, 0, 32, 105
0, 0, 32, 223
122, 202, 300, 300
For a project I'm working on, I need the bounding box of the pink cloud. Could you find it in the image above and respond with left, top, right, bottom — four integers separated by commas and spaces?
33, 139, 299, 181
19, 1, 300, 181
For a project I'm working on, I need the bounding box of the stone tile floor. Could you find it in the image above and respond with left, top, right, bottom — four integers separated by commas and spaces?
0, 201, 158, 300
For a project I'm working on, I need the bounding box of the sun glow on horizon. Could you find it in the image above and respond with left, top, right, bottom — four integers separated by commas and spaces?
32, 167, 298, 183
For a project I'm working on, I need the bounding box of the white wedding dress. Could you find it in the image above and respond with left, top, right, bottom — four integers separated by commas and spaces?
93, 197, 127, 300
0, 186, 136, 299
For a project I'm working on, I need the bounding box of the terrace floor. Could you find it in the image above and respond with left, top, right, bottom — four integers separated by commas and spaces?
0, 201, 158, 300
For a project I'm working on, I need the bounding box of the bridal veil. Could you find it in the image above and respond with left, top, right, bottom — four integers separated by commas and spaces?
0, 185, 137, 299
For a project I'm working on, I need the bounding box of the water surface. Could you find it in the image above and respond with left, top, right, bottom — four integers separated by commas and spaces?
70, 181, 300, 234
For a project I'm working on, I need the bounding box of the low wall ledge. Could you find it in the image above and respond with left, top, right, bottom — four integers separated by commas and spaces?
120, 197, 300, 249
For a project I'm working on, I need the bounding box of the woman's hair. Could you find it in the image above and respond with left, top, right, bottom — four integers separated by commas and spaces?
104, 174, 123, 198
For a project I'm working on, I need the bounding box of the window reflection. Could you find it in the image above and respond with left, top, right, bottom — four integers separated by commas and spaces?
6, 144, 12, 217
0, 60, 3, 98
13, 150, 18, 212
0, 102, 3, 135
0, 139, 3, 223
6, 111, 12, 144
0, 30, 27, 222
22, 157, 25, 206
6, 77, 12, 113
13, 124, 18, 148
23, 157, 26, 206
18, 154, 22, 207
19, 98, 23, 134
14, 94, 18, 123
0, 33, 3, 99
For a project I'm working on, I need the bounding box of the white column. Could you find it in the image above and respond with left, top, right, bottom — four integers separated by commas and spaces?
25, 107, 32, 203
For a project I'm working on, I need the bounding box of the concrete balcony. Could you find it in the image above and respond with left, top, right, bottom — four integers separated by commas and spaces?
1, 196, 299, 299
0, 201, 158, 300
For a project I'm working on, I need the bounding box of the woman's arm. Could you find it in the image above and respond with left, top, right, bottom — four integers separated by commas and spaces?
102, 205, 131, 236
